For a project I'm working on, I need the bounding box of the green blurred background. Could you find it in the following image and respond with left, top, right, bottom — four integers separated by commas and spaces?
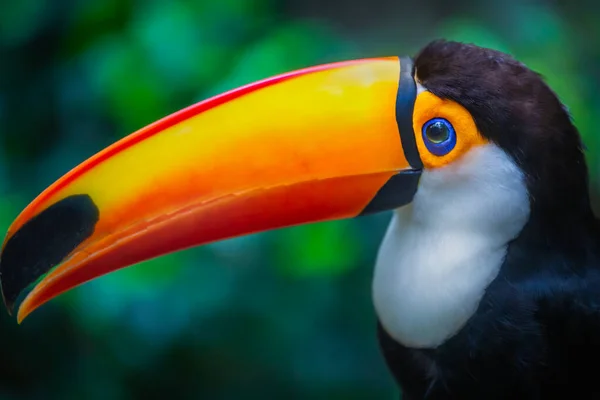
1, 0, 599, 399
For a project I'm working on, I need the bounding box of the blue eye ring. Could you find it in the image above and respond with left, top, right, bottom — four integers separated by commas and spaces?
421, 118, 457, 156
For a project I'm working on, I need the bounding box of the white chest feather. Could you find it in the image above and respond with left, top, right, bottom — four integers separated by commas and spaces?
372, 144, 530, 348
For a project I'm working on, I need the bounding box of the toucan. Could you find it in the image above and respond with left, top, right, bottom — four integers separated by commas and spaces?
1, 39, 600, 399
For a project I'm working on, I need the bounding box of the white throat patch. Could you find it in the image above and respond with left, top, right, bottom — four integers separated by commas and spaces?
372, 144, 530, 348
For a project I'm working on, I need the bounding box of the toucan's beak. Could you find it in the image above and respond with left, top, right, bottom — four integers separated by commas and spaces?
0, 56, 422, 322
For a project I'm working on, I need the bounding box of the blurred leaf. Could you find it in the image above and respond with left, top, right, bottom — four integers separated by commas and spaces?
84, 35, 170, 134
502, 3, 567, 51
437, 18, 511, 54
0, 194, 26, 234
64, 0, 131, 56
189, 0, 273, 21
71, 252, 189, 316
71, 0, 126, 27
275, 220, 362, 277
205, 22, 348, 97
131, 1, 230, 92
0, 0, 50, 47
106, 252, 190, 291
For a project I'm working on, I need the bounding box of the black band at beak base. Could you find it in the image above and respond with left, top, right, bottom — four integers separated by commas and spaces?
397, 57, 422, 170
359, 56, 422, 216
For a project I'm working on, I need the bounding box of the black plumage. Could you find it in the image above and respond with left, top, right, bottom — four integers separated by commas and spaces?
378, 40, 600, 399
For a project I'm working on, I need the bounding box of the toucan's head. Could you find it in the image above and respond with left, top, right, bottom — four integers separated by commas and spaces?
414, 41, 590, 217
0, 40, 590, 322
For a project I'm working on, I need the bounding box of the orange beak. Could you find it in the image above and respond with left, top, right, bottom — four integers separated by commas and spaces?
0, 56, 422, 323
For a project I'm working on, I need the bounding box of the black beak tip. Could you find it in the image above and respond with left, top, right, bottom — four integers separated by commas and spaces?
0, 194, 100, 317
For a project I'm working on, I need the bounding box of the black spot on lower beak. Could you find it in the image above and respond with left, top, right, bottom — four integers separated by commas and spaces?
0, 194, 99, 314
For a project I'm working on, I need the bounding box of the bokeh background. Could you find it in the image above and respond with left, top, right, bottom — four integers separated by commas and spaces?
1, 0, 600, 399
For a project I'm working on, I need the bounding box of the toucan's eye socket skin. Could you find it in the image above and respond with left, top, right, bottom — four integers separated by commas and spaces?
422, 118, 456, 156
413, 90, 488, 169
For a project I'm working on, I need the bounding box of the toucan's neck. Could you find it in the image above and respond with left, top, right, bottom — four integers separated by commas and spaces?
501, 192, 600, 282
372, 144, 531, 348
528, 200, 597, 242
498, 115, 600, 265
493, 151, 600, 289
522, 161, 598, 247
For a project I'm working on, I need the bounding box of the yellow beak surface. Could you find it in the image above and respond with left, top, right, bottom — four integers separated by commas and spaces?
0, 56, 421, 322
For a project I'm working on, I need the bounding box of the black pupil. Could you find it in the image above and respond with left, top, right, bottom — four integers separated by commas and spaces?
426, 121, 449, 144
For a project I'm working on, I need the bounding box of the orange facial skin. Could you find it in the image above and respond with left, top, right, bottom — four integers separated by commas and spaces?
413, 91, 487, 168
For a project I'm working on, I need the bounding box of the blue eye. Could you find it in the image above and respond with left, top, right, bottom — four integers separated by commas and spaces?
422, 118, 456, 156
